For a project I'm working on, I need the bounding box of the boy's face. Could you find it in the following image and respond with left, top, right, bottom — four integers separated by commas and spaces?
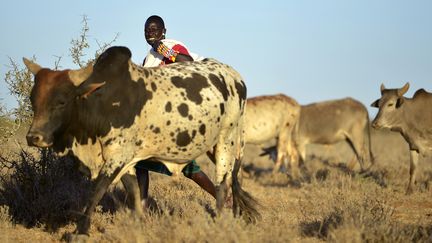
145, 21, 165, 46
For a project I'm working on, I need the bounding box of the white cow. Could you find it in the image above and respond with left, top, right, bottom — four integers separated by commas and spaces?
24, 46, 260, 236
244, 94, 301, 177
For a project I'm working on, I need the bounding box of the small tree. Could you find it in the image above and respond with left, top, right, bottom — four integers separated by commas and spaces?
0, 103, 18, 140
4, 57, 34, 124
0, 15, 118, 140
70, 15, 119, 68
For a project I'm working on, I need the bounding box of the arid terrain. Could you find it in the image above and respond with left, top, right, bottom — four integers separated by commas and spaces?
0, 126, 431, 242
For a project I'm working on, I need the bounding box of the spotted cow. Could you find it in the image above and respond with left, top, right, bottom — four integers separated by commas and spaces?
244, 94, 300, 176
24, 46, 259, 236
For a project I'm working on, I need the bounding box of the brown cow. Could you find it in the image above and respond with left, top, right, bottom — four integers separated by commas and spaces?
371, 82, 432, 194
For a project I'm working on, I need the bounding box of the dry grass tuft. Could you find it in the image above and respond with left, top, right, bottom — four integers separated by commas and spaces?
0, 149, 91, 230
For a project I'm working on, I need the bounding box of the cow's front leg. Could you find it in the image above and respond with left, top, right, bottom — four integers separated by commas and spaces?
406, 149, 419, 195
76, 169, 119, 235
135, 167, 149, 210
121, 173, 144, 216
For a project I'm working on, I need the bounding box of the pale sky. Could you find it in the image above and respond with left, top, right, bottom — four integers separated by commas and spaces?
1, 0, 431, 116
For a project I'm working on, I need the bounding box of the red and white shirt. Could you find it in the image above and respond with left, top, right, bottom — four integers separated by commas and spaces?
143, 39, 201, 67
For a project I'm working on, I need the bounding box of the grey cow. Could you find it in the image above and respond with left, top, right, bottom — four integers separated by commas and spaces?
262, 98, 374, 175
371, 82, 432, 194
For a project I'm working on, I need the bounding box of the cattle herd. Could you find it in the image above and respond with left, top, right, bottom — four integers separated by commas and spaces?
22, 46, 431, 237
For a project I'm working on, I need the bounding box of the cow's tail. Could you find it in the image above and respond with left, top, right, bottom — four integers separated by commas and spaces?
232, 157, 261, 223
232, 105, 261, 223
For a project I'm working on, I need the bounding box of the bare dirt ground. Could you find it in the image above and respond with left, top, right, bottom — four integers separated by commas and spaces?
0, 127, 431, 242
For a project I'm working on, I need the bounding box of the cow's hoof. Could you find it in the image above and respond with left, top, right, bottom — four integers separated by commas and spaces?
289, 179, 302, 188
224, 195, 233, 209
241, 170, 252, 179
62, 232, 90, 243
405, 187, 414, 195
271, 169, 282, 175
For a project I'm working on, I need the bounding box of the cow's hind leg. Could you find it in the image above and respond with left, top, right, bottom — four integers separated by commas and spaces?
345, 133, 366, 172
272, 136, 287, 173
296, 143, 307, 169
214, 134, 259, 222
287, 140, 300, 178
214, 140, 233, 213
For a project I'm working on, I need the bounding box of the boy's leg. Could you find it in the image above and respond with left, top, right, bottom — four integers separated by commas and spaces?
189, 171, 217, 199
135, 159, 173, 206
135, 160, 217, 201
183, 160, 216, 199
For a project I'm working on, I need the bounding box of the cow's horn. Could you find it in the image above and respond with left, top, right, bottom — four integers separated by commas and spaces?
380, 83, 386, 94
68, 62, 94, 86
23, 58, 42, 75
397, 82, 410, 96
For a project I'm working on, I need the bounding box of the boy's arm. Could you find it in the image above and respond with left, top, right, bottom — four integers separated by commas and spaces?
153, 41, 193, 62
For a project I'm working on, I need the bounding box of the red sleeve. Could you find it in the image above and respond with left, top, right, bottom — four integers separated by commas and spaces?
171, 44, 190, 56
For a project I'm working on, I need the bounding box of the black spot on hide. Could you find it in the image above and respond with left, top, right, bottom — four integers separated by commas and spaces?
209, 74, 229, 101
220, 103, 225, 115
151, 82, 157, 92
171, 73, 210, 105
176, 130, 192, 147
143, 69, 150, 78
165, 102, 172, 112
199, 124, 206, 135
177, 103, 189, 117
104, 138, 114, 146
234, 80, 247, 109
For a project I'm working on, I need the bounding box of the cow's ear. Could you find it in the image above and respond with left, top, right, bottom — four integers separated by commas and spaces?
396, 97, 405, 108
371, 99, 380, 108
77, 82, 106, 99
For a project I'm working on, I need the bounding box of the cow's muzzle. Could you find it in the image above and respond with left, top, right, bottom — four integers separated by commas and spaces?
26, 131, 52, 147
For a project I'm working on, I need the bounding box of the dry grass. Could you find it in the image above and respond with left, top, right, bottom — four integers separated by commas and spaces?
0, 128, 431, 242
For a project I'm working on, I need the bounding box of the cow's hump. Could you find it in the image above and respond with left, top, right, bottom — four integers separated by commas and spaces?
95, 46, 132, 71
